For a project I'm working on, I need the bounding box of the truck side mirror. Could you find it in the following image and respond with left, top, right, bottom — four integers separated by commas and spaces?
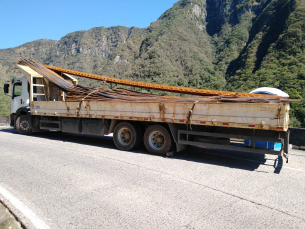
4, 83, 9, 94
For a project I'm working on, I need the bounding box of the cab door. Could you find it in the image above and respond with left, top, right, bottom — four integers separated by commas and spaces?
11, 77, 30, 113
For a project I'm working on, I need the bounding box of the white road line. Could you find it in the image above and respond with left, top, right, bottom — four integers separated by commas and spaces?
0, 184, 50, 229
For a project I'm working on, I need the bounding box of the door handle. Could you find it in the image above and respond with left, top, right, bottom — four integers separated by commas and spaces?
20, 99, 23, 104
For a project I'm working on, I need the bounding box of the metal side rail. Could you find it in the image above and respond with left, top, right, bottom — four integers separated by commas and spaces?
178, 130, 289, 162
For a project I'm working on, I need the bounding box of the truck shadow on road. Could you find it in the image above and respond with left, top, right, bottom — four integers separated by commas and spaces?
0, 128, 116, 150
175, 146, 283, 173
0, 128, 283, 173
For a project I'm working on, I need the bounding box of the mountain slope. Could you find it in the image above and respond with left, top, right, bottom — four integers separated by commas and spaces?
0, 0, 304, 126
226, 0, 305, 126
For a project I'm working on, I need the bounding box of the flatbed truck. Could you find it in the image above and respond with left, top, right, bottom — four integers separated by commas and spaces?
3, 62, 291, 161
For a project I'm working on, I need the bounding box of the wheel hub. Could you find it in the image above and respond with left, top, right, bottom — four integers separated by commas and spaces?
118, 128, 132, 145
124, 132, 131, 141
156, 136, 164, 144
149, 131, 165, 150
20, 120, 29, 131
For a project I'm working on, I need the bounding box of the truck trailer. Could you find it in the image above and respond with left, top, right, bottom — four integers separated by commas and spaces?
3, 59, 292, 162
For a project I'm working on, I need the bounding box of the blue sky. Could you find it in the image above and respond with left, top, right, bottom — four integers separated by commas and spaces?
0, 0, 178, 49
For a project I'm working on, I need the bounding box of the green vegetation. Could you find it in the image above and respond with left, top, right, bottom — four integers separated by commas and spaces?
0, 0, 304, 127
0, 80, 11, 115
226, 0, 305, 127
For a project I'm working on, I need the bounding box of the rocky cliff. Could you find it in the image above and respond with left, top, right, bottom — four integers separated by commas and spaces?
0, 0, 304, 126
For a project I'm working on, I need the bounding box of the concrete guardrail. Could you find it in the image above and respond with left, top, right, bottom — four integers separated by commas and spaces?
289, 128, 305, 150
0, 115, 9, 126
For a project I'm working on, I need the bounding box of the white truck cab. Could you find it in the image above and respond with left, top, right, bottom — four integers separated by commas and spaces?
10, 76, 30, 113
3, 76, 31, 132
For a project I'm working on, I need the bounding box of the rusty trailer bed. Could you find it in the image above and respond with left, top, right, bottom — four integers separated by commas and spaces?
30, 100, 290, 132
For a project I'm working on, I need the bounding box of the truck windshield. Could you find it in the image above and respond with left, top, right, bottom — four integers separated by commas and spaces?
13, 82, 22, 97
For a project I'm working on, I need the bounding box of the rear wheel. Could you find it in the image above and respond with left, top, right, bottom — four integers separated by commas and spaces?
113, 122, 141, 151
144, 125, 172, 155
16, 115, 32, 135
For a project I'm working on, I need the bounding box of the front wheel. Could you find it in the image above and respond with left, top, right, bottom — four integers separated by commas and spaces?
144, 125, 172, 155
113, 122, 141, 151
16, 115, 32, 135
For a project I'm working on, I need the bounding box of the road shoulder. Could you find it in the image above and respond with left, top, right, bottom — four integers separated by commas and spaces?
0, 201, 22, 229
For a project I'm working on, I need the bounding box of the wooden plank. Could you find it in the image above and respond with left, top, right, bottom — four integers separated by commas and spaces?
17, 65, 43, 77
31, 101, 289, 131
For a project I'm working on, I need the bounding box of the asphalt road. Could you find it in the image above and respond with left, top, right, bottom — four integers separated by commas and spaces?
0, 126, 304, 229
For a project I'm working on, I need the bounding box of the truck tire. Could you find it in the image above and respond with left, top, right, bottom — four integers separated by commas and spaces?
16, 115, 32, 135
113, 122, 141, 151
144, 125, 172, 155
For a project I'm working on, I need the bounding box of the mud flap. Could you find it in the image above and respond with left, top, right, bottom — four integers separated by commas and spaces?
283, 130, 290, 163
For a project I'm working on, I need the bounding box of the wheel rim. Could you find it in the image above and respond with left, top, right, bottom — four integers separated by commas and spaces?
148, 131, 165, 150
20, 120, 30, 131
117, 127, 132, 146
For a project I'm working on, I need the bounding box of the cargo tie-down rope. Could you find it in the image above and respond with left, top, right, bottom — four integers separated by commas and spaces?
18, 58, 294, 104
